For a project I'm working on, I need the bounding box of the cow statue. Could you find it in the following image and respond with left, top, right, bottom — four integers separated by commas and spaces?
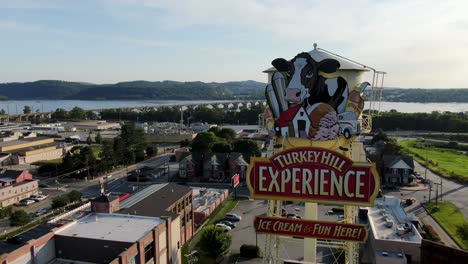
265, 52, 350, 140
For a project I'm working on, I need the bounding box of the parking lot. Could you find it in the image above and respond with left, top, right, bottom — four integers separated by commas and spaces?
228, 199, 345, 263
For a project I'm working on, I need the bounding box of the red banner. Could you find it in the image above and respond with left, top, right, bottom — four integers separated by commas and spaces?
246, 147, 380, 206
232, 174, 240, 188
254, 216, 368, 242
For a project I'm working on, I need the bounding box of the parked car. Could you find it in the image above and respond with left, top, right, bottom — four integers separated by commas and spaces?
34, 208, 49, 217
286, 213, 301, 219
215, 223, 231, 232
225, 213, 242, 222
6, 236, 23, 244
19, 199, 35, 206
218, 220, 236, 229
32, 195, 48, 202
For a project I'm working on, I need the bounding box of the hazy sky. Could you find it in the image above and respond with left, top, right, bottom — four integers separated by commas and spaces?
1, 0, 467, 88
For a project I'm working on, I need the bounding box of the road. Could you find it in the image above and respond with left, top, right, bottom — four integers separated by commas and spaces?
384, 161, 468, 218
383, 160, 467, 248
0, 154, 172, 234
58, 154, 171, 198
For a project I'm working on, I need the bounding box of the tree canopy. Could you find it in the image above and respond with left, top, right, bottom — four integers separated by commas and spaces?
198, 225, 232, 260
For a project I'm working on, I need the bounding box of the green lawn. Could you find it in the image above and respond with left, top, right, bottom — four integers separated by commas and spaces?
399, 140, 468, 180
424, 202, 468, 250
182, 197, 239, 263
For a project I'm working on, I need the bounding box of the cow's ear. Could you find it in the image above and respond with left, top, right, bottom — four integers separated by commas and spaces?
318, 59, 340, 73
272, 58, 290, 72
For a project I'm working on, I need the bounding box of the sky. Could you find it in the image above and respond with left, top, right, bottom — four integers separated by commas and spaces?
0, 0, 467, 88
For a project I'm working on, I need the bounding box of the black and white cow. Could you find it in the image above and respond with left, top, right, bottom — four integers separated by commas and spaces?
271, 52, 348, 111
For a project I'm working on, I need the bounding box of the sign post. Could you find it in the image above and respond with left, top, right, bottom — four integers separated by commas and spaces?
254, 47, 382, 263
231, 174, 240, 200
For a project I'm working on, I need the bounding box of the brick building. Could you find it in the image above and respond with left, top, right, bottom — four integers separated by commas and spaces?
0, 170, 38, 207
119, 183, 194, 246
0, 199, 182, 263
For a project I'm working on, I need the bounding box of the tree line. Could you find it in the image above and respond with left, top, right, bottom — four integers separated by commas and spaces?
45, 104, 265, 125
372, 110, 468, 132
39, 124, 152, 178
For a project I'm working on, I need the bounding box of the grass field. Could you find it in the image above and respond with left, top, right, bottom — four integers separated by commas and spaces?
425, 202, 468, 250
399, 140, 468, 180
181, 196, 239, 263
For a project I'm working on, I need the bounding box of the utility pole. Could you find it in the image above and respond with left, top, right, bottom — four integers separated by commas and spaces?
424, 142, 428, 180
440, 177, 443, 201
433, 182, 441, 206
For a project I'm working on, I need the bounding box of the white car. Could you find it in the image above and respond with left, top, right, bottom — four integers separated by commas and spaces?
19, 199, 35, 206
32, 195, 48, 202
225, 213, 242, 222
215, 223, 231, 232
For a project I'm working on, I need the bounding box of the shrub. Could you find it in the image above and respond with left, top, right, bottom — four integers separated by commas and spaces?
10, 210, 31, 227
423, 224, 441, 242
67, 190, 82, 202
240, 244, 261, 258
456, 222, 468, 240
0, 206, 13, 219
52, 196, 70, 209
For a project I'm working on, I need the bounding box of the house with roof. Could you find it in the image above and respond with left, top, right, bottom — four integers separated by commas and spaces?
275, 105, 311, 138
382, 155, 415, 186
179, 152, 248, 182
0, 169, 38, 207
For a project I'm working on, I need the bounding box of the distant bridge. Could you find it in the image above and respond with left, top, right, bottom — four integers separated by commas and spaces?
0, 100, 267, 122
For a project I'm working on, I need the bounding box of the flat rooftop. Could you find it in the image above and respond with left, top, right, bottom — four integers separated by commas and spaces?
69, 121, 119, 126
0, 137, 52, 148
56, 213, 164, 242
366, 196, 422, 243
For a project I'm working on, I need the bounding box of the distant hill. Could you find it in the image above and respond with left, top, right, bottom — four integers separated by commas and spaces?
1, 80, 467, 102
0, 80, 267, 100
364, 88, 468, 103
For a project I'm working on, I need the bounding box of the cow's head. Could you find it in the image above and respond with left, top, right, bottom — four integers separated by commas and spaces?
272, 52, 340, 105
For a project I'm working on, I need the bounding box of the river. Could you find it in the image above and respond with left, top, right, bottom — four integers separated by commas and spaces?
0, 100, 467, 114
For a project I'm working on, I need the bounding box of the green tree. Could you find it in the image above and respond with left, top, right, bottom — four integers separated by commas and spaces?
212, 142, 232, 153
23, 105, 32, 114
86, 133, 93, 145
232, 139, 261, 162
67, 190, 82, 202
208, 126, 221, 135
69, 106, 86, 119
52, 196, 70, 209
99, 140, 116, 171
191, 132, 217, 153
95, 132, 102, 144
0, 109, 5, 115
52, 108, 68, 120
0, 206, 13, 218
218, 128, 237, 142
146, 146, 156, 157
180, 139, 191, 147
86, 110, 98, 120
198, 225, 232, 260
10, 210, 31, 226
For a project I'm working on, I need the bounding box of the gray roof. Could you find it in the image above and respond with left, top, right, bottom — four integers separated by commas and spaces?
119, 183, 192, 219
383, 155, 414, 170
263, 47, 370, 73
0, 170, 25, 179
